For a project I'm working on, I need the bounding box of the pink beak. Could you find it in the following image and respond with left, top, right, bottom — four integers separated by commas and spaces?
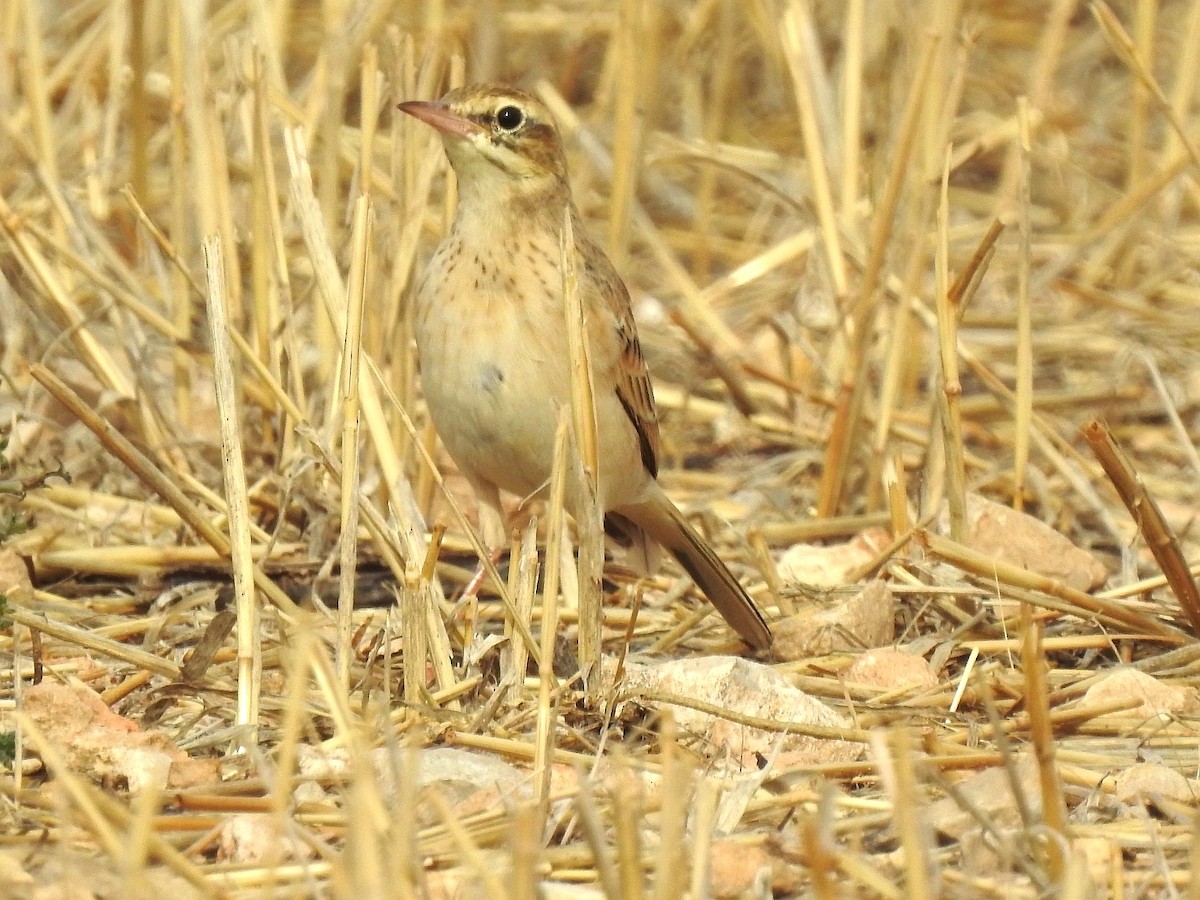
397, 101, 482, 139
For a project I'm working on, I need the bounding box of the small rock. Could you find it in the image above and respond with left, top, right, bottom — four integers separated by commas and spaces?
772, 580, 895, 659
22, 681, 191, 792
1111, 762, 1193, 807
166, 756, 222, 790
960, 826, 1029, 874
1071, 837, 1115, 893
0, 549, 32, 599
615, 656, 861, 773
361, 746, 529, 825
1083, 668, 1200, 720
296, 745, 528, 823
216, 813, 315, 864
844, 648, 938, 690
111, 745, 175, 794
709, 838, 783, 898
777, 529, 889, 587
953, 494, 1107, 591
413, 747, 527, 818
293, 779, 328, 805
927, 752, 1042, 840
412, 747, 524, 798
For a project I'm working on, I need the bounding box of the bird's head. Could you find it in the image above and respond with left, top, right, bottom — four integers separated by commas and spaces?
399, 85, 569, 205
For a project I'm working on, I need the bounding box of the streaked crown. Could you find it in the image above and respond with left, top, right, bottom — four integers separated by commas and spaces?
399, 84, 568, 191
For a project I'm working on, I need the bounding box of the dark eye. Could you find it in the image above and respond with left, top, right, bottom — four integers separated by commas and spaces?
496, 105, 524, 131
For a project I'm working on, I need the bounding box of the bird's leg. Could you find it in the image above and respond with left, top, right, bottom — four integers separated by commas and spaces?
462, 549, 505, 599
461, 482, 509, 599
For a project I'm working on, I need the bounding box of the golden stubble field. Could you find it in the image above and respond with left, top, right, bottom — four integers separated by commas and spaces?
2, 1, 1199, 896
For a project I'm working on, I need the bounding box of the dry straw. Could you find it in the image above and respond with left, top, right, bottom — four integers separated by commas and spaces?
1, 0, 1199, 895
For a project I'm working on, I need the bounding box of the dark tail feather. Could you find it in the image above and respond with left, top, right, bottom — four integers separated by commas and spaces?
618, 490, 772, 650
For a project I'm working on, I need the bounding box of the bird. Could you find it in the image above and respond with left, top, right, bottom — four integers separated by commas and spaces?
398, 84, 772, 650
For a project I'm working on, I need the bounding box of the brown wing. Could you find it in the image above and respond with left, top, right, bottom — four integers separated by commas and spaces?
613, 296, 661, 477
579, 234, 662, 479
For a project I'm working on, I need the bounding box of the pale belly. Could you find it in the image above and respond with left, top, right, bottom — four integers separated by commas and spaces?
420, 323, 563, 499
415, 286, 649, 512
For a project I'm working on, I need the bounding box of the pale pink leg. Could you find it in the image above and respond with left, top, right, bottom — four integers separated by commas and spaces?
461, 480, 508, 599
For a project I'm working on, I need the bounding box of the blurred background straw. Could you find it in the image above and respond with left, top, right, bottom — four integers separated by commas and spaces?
2, 0, 1200, 895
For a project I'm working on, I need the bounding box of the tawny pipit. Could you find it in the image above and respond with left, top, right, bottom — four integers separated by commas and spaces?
400, 85, 772, 650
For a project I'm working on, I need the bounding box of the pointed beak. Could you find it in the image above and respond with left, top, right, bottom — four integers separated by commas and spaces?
397, 100, 482, 139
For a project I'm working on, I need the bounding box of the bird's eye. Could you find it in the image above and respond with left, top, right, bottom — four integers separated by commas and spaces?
495, 105, 525, 132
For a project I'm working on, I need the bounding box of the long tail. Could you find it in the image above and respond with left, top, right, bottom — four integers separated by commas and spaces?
616, 486, 772, 650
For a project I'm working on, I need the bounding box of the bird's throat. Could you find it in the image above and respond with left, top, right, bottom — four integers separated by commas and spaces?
452, 175, 570, 240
